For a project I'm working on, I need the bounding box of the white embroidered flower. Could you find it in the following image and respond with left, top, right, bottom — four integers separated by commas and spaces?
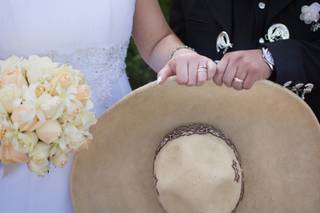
300, 2, 320, 24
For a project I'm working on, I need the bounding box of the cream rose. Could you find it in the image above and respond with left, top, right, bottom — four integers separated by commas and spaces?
0, 56, 24, 73
4, 130, 38, 154
72, 110, 97, 130
0, 104, 11, 133
0, 68, 28, 88
17, 132, 38, 153
58, 124, 88, 151
24, 55, 59, 84
11, 103, 38, 131
29, 142, 50, 161
28, 159, 49, 176
28, 142, 51, 176
0, 84, 22, 113
36, 120, 62, 144
50, 146, 68, 168
38, 93, 64, 119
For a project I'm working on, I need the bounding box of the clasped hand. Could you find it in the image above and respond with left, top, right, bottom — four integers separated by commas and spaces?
158, 49, 272, 90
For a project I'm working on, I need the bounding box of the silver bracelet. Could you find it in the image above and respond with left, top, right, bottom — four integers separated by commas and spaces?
170, 45, 195, 60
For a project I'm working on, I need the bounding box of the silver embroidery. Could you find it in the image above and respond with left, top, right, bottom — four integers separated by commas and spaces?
283, 81, 314, 100
44, 42, 129, 108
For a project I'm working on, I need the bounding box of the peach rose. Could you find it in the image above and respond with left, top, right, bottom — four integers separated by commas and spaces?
49, 69, 73, 95
36, 120, 62, 144
76, 84, 91, 102
0, 141, 29, 164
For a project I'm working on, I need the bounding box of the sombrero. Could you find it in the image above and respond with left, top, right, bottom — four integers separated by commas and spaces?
71, 77, 320, 213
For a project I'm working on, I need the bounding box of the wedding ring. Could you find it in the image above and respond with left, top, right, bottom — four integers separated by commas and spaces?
197, 65, 208, 73
233, 77, 244, 84
198, 65, 208, 69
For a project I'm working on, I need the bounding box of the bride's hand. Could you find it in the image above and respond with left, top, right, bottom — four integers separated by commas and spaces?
157, 50, 217, 86
132, 0, 217, 85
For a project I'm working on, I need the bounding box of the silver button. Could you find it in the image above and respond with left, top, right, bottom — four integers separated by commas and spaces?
258, 2, 266, 9
259, 37, 265, 44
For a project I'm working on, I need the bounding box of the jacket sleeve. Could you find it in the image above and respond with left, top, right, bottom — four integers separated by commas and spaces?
169, 0, 186, 42
265, 39, 320, 87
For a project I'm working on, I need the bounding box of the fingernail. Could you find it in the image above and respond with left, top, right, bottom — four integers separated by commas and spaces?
157, 76, 162, 85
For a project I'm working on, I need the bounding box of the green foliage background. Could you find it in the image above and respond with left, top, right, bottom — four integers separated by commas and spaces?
125, 0, 171, 89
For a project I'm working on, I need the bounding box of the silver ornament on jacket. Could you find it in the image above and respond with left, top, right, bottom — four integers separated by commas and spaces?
216, 31, 233, 54
300, 2, 320, 32
265, 23, 290, 42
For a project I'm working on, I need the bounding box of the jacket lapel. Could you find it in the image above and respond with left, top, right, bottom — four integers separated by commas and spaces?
267, 0, 296, 24
204, 0, 233, 34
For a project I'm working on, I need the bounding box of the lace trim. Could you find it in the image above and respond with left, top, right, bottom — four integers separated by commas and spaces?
44, 42, 129, 106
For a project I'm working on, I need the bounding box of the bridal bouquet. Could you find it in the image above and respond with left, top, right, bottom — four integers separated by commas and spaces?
0, 56, 97, 176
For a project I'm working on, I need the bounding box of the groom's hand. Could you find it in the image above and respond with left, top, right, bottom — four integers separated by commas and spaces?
157, 51, 217, 86
214, 49, 272, 90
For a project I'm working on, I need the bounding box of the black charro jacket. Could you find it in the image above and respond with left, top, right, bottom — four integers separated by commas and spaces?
170, 0, 320, 120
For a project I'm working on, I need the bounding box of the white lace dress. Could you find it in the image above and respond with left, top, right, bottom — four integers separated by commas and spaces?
0, 0, 135, 212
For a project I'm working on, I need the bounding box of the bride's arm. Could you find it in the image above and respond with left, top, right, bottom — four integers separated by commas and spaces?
132, 0, 216, 85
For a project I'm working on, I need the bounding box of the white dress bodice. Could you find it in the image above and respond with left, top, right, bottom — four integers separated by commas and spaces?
0, 1, 136, 212
0, 0, 135, 116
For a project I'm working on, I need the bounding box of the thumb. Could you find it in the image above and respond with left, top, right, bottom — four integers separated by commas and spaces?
157, 63, 174, 85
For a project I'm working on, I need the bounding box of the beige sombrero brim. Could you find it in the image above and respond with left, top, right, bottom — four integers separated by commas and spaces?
71, 78, 320, 213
